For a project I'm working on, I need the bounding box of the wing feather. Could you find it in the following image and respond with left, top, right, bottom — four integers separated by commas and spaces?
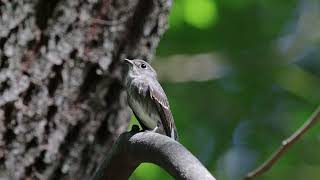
148, 83, 178, 140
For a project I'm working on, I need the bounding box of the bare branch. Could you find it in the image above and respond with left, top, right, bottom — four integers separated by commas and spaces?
92, 125, 216, 180
245, 106, 320, 179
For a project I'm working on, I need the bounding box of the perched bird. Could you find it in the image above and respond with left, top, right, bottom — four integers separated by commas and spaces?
123, 59, 178, 140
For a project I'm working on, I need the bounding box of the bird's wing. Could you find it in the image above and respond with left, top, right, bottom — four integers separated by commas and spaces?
148, 83, 178, 140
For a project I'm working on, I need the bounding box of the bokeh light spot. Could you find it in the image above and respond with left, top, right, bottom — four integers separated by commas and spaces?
183, 0, 218, 29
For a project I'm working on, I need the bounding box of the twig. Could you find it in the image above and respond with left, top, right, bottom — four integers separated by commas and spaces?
91, 125, 216, 180
245, 106, 320, 179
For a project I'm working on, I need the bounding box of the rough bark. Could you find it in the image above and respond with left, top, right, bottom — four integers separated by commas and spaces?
0, 0, 171, 179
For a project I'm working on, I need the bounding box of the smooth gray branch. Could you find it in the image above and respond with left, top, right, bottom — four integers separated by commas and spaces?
245, 105, 320, 179
92, 125, 216, 180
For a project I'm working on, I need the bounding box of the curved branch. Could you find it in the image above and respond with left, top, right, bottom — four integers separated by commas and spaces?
92, 125, 216, 180
245, 106, 320, 179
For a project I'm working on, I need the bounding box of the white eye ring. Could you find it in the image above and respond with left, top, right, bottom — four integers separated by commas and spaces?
140, 63, 147, 69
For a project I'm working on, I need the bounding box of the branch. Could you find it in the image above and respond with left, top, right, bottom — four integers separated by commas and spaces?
91, 125, 216, 180
245, 106, 320, 179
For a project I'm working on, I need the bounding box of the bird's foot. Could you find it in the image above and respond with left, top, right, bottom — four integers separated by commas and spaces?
151, 126, 158, 132
130, 125, 140, 133
144, 126, 158, 134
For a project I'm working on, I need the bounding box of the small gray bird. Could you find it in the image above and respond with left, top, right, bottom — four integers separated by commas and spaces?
123, 59, 178, 140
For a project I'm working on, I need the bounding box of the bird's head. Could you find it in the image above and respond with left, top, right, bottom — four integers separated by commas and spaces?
123, 59, 157, 79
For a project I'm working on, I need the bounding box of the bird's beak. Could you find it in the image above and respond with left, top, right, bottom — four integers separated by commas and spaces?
123, 58, 134, 66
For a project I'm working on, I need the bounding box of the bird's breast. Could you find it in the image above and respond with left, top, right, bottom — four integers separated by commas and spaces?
128, 94, 159, 129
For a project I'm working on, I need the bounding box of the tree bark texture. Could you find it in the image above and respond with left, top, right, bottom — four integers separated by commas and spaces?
0, 0, 171, 179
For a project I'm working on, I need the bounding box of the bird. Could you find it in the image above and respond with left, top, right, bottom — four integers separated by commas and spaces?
123, 58, 178, 140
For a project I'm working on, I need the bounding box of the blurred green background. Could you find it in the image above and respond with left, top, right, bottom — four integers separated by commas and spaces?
130, 0, 320, 179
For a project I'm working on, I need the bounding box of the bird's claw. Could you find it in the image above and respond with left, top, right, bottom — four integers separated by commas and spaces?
130, 125, 140, 132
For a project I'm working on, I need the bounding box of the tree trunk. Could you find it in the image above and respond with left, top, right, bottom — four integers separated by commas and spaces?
0, 0, 171, 179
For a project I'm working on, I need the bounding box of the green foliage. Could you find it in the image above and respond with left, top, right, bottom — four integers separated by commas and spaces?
130, 0, 320, 179
130, 163, 173, 180
184, 0, 218, 29
169, 0, 218, 29
218, 0, 255, 10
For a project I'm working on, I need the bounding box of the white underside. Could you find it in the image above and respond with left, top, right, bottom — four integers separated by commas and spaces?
129, 98, 159, 129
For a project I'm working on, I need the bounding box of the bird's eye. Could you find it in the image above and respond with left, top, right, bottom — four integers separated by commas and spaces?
140, 63, 147, 69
